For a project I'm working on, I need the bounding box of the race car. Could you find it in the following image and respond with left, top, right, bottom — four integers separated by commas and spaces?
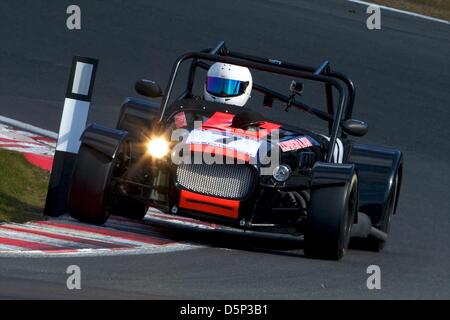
67, 41, 403, 260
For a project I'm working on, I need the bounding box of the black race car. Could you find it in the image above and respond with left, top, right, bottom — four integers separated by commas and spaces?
68, 42, 403, 260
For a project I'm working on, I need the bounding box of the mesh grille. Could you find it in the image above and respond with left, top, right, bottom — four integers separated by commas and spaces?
176, 164, 256, 199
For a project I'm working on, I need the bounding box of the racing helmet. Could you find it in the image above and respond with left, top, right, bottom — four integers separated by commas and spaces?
204, 63, 252, 107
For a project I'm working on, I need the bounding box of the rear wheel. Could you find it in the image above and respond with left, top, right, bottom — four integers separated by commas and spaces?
304, 174, 358, 260
68, 145, 114, 225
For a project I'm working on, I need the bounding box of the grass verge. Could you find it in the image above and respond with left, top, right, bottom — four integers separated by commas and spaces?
370, 0, 450, 21
0, 149, 49, 223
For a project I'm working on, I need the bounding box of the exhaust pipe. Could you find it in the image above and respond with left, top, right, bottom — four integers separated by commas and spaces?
351, 212, 387, 241
369, 227, 388, 242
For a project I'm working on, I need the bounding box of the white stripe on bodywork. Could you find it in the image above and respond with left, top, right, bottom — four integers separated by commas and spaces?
321, 135, 343, 164
336, 137, 344, 163
186, 129, 262, 158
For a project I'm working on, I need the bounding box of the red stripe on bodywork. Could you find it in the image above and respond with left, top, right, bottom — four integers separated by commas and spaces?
0, 236, 61, 250
0, 225, 131, 249
179, 190, 240, 219
33, 221, 172, 245
202, 112, 281, 140
259, 121, 282, 131
202, 112, 234, 128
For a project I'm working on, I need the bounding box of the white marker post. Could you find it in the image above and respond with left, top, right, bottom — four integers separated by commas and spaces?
44, 56, 98, 216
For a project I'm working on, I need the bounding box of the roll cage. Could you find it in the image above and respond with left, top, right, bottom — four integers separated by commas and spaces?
158, 41, 357, 163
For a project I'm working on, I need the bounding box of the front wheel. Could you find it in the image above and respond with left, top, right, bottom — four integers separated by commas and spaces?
68, 145, 115, 225
304, 173, 358, 260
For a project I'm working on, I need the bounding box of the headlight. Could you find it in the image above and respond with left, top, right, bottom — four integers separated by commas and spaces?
273, 164, 291, 182
147, 137, 169, 159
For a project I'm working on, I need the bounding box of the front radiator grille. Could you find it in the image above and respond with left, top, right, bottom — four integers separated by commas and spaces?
176, 164, 256, 199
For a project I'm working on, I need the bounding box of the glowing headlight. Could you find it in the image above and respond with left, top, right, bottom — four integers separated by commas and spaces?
147, 137, 169, 159
273, 164, 291, 182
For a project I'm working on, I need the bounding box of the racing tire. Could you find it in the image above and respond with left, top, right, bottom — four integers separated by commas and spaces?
359, 169, 401, 252
304, 173, 358, 260
68, 145, 114, 225
109, 197, 149, 220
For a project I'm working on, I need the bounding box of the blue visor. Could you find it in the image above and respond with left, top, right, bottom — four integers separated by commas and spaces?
206, 77, 249, 97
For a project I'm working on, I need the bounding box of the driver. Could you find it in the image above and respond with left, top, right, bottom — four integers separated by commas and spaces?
204, 63, 253, 107
202, 62, 344, 164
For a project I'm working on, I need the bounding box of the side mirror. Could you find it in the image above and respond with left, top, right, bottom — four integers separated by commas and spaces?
342, 119, 368, 137
135, 79, 162, 98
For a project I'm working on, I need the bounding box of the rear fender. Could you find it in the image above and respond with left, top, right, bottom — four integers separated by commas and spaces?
347, 143, 403, 226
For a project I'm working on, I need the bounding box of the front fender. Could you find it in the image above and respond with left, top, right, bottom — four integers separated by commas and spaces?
80, 123, 128, 159
311, 162, 356, 188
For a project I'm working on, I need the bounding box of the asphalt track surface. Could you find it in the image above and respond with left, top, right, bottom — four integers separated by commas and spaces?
0, 0, 449, 299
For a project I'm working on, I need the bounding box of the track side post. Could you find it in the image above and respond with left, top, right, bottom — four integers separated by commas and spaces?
44, 56, 98, 216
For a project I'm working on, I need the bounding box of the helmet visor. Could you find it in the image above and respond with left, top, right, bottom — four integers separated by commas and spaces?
206, 77, 249, 97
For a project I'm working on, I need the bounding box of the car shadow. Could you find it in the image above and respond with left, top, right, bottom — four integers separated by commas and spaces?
137, 216, 306, 259
137, 215, 382, 258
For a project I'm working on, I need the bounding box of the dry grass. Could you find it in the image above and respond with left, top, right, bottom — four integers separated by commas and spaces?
371, 0, 450, 21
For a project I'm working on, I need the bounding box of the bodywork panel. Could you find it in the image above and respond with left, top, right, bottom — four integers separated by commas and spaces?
348, 143, 403, 226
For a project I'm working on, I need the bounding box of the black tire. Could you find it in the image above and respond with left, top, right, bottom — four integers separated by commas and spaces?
68, 145, 114, 225
359, 170, 401, 252
109, 197, 148, 220
304, 173, 358, 260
